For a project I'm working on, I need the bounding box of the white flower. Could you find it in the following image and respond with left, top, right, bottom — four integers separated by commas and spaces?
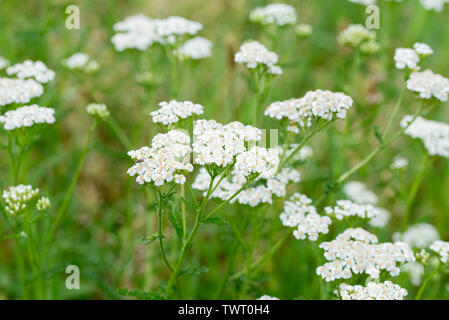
250, 4, 297, 26
394, 48, 420, 70
0, 78, 44, 107
406, 69, 449, 102
401, 262, 424, 286
7, 60, 55, 83
127, 130, 192, 186
280, 193, 332, 241
420, 0, 448, 12
257, 295, 279, 300
0, 56, 10, 70
152, 16, 203, 45
390, 156, 409, 170
295, 24, 313, 38
0, 104, 55, 130
338, 24, 376, 48
235, 146, 279, 178
401, 115, 449, 158
325, 200, 380, 220
393, 223, 440, 249
296, 90, 353, 122
234, 41, 282, 75
86, 103, 110, 120
174, 37, 213, 60
36, 196, 51, 212
430, 240, 449, 263
339, 281, 407, 300
2, 185, 39, 215
413, 42, 434, 56
368, 207, 391, 228
316, 228, 415, 282
150, 100, 204, 126
62, 53, 99, 73
343, 181, 378, 205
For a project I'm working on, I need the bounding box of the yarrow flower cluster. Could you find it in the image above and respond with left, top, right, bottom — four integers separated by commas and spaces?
234, 41, 282, 75
406, 69, 449, 102
280, 193, 332, 241
150, 100, 203, 126
325, 200, 380, 220
390, 155, 409, 170
2, 185, 39, 215
368, 207, 391, 228
401, 115, 449, 158
192, 120, 261, 167
249, 3, 297, 27
343, 181, 379, 205
0, 104, 55, 130
36, 196, 51, 212
316, 228, 415, 281
295, 24, 313, 38
393, 223, 440, 249
394, 42, 433, 72
338, 24, 376, 48
430, 240, 449, 263
0, 78, 44, 107
127, 130, 193, 186
111, 14, 203, 51
339, 281, 407, 300
62, 53, 99, 73
419, 0, 449, 12
235, 146, 279, 178
174, 37, 213, 60
86, 103, 110, 120
7, 60, 55, 83
0, 56, 10, 69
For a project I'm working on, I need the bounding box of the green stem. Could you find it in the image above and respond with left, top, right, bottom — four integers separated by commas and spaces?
155, 190, 173, 272
107, 116, 131, 149
382, 84, 406, 140
48, 120, 97, 240
180, 184, 187, 240
415, 263, 440, 300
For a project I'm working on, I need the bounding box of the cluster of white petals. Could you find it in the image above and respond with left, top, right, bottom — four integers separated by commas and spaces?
235, 146, 279, 178
0, 104, 55, 130
249, 4, 297, 26
280, 193, 332, 241
393, 223, 440, 249
150, 100, 203, 126
0, 78, 44, 106
394, 48, 420, 70
174, 37, 213, 60
36, 196, 51, 212
192, 120, 261, 167
127, 130, 193, 186
343, 181, 379, 205
339, 281, 407, 300
430, 240, 449, 263
406, 69, 449, 102
111, 14, 202, 51
0, 56, 10, 69
296, 90, 353, 123
62, 52, 99, 72
234, 41, 282, 75
368, 207, 391, 228
413, 42, 434, 56
86, 103, 110, 120
338, 24, 375, 48
325, 200, 379, 220
2, 185, 39, 215
401, 115, 449, 158
420, 0, 449, 12
7, 60, 55, 83
390, 155, 409, 170
316, 228, 415, 281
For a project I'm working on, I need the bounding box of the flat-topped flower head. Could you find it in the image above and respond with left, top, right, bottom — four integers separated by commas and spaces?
7, 60, 55, 83
127, 130, 192, 186
413, 42, 434, 57
339, 281, 407, 300
280, 193, 332, 241
420, 0, 448, 12
368, 207, 391, 228
111, 14, 159, 51
390, 155, 409, 171
152, 16, 203, 45
430, 240, 449, 263
343, 181, 378, 205
36, 196, 51, 212
394, 48, 420, 70
295, 24, 313, 38
234, 41, 282, 75
151, 100, 204, 126
338, 24, 376, 48
235, 146, 279, 178
86, 103, 110, 120
0, 104, 55, 130
192, 120, 261, 167
393, 223, 440, 249
249, 4, 297, 27
62, 53, 99, 73
317, 228, 415, 281
325, 200, 380, 220
401, 115, 449, 158
2, 184, 39, 216
0, 78, 44, 107
296, 90, 353, 123
0, 57, 10, 70
174, 37, 213, 60
406, 69, 449, 102
113, 14, 154, 32
264, 98, 302, 125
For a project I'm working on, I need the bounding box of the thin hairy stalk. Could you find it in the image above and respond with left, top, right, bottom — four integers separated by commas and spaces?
154, 190, 173, 272
48, 120, 98, 240
400, 152, 429, 232
310, 241, 327, 300
382, 84, 406, 140
415, 263, 440, 300
180, 184, 187, 240
107, 116, 131, 149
